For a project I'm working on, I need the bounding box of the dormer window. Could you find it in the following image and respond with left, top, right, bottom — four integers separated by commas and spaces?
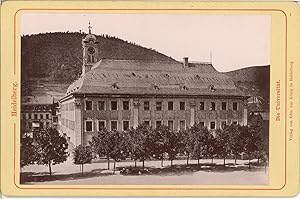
112, 83, 119, 89
181, 85, 188, 90
153, 84, 159, 90
209, 85, 216, 91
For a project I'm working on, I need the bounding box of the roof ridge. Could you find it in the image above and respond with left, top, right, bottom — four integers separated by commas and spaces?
101, 58, 179, 63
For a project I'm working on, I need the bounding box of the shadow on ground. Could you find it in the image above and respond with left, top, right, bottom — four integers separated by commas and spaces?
118, 163, 267, 176
20, 168, 109, 184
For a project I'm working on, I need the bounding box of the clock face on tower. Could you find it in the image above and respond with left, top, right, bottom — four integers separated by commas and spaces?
87, 47, 95, 54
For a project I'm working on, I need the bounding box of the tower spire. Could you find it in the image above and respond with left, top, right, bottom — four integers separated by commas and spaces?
88, 21, 92, 34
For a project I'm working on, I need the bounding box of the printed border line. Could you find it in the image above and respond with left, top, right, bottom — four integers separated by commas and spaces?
14, 8, 287, 191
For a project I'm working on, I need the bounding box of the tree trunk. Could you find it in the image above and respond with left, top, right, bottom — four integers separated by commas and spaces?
161, 158, 164, 167
113, 160, 116, 174
48, 163, 52, 176
142, 158, 145, 169
211, 158, 214, 164
186, 154, 189, 165
107, 156, 110, 169
134, 159, 137, 168
248, 158, 251, 169
223, 158, 226, 167
235, 155, 237, 165
81, 164, 84, 176
171, 159, 173, 166
264, 161, 267, 172
257, 158, 260, 165
197, 158, 200, 165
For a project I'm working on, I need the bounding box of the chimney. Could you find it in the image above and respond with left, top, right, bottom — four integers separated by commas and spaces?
183, 57, 189, 68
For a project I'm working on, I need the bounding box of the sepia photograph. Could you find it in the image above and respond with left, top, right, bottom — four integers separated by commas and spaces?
20, 13, 270, 185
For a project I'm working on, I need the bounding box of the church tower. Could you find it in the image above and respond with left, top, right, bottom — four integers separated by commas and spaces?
82, 22, 99, 75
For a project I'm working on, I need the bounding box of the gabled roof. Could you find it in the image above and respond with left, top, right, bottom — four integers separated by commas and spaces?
65, 59, 246, 98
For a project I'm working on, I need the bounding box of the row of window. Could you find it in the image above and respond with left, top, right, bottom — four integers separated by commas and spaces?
22, 105, 52, 111
85, 100, 239, 111
22, 113, 51, 120
23, 121, 51, 130
84, 119, 239, 132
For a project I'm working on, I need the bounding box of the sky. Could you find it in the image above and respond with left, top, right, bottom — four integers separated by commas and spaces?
21, 13, 271, 72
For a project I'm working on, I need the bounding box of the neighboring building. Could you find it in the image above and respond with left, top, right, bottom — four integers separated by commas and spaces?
247, 96, 269, 121
59, 27, 249, 147
21, 96, 59, 135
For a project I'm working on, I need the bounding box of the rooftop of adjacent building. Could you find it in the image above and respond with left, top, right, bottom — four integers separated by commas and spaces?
22, 95, 59, 105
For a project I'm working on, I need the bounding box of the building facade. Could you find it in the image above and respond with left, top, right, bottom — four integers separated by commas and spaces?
59, 29, 248, 147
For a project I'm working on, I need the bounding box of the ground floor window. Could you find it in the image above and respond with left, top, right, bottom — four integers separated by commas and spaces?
156, 120, 162, 128
179, 120, 186, 130
85, 120, 93, 132
144, 120, 150, 126
123, 120, 130, 131
111, 121, 118, 131
210, 121, 216, 130
232, 120, 238, 125
98, 120, 106, 131
167, 120, 174, 131
221, 120, 227, 129
233, 102, 238, 110
199, 121, 205, 127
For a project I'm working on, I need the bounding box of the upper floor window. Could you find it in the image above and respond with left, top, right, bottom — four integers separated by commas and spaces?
46, 114, 49, 119
123, 101, 129, 110
34, 114, 38, 120
168, 101, 173, 110
28, 113, 31, 119
85, 100, 93, 110
179, 102, 185, 110
233, 102, 238, 111
98, 101, 105, 110
221, 102, 227, 110
199, 102, 205, 110
144, 101, 150, 110
111, 101, 118, 110
156, 101, 162, 111
40, 114, 43, 119
210, 102, 216, 110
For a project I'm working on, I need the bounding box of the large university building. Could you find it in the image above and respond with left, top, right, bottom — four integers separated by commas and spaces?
59, 28, 248, 146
